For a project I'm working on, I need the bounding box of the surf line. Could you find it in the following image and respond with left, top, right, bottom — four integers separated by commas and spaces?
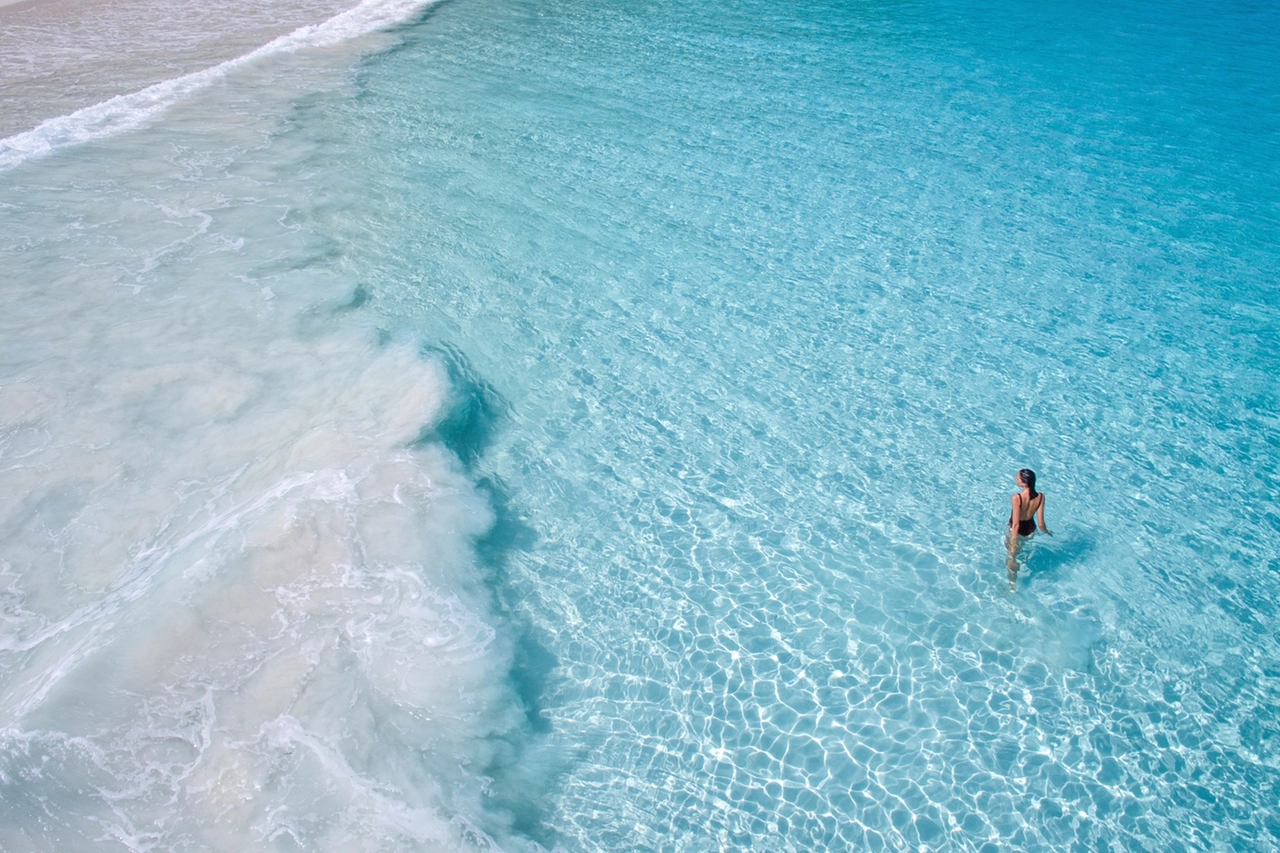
0, 0, 438, 171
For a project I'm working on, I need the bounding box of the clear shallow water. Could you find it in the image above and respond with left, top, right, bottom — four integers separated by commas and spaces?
2, 0, 1279, 850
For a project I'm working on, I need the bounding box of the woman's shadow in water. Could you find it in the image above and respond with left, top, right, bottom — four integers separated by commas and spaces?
1004, 528, 1108, 674
1013, 526, 1097, 590
419, 342, 563, 848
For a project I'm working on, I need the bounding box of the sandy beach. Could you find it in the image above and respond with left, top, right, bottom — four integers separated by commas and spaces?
0, 0, 357, 136
0, 0, 51, 10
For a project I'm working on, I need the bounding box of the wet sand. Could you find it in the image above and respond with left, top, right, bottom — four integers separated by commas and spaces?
0, 0, 58, 10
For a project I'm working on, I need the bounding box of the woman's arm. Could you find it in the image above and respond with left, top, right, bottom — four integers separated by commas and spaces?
1036, 496, 1050, 535
1009, 494, 1021, 539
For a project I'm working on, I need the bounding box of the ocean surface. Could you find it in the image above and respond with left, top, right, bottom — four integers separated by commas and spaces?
1, 0, 1278, 849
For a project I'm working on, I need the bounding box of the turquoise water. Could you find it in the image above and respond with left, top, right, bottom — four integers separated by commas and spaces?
1, 0, 1278, 849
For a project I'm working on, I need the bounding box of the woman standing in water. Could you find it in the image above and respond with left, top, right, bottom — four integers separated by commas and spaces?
1007, 468, 1049, 589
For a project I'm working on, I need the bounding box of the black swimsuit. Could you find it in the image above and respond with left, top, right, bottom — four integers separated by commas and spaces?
1011, 494, 1041, 537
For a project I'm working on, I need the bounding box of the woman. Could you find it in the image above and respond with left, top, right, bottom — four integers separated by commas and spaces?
1006, 468, 1049, 588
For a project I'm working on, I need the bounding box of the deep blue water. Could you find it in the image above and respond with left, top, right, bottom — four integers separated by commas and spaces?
1, 0, 1278, 849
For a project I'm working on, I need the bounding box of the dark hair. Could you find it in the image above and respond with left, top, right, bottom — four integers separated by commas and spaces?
1018, 468, 1037, 498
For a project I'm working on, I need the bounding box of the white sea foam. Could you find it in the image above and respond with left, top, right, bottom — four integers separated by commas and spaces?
0, 0, 437, 170
0, 66, 526, 850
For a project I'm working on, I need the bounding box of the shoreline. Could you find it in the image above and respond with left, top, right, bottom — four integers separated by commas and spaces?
0, 0, 366, 138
